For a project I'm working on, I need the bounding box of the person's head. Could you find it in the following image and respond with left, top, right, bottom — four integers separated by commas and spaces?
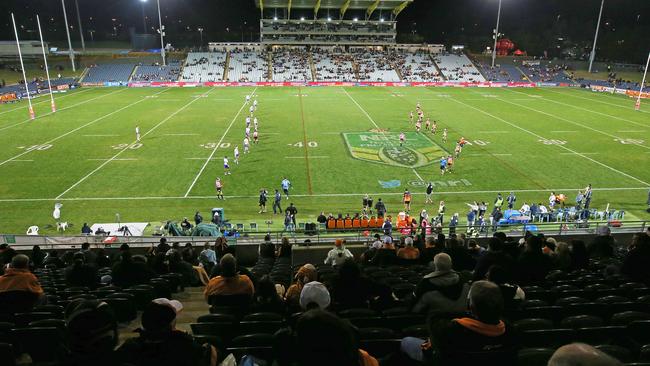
282, 237, 290, 246
404, 237, 414, 247
294, 310, 359, 366
256, 275, 279, 301
10, 254, 30, 269
119, 243, 130, 252
334, 239, 345, 249
557, 242, 570, 255
597, 226, 611, 236
141, 298, 183, 334
545, 237, 558, 252
295, 263, 317, 285
203, 242, 211, 250
81, 242, 90, 250
72, 252, 85, 266
548, 343, 623, 366
220, 254, 237, 278
65, 300, 118, 356
433, 253, 452, 272
631, 232, 650, 250
264, 234, 271, 242
49, 250, 59, 258
487, 237, 504, 252
338, 259, 360, 281
32, 245, 41, 253
486, 265, 509, 284
299, 281, 330, 310
468, 281, 504, 324
526, 235, 544, 253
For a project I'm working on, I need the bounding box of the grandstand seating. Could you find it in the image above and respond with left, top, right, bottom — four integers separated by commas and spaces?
433, 53, 486, 82
131, 60, 181, 82
270, 48, 312, 81
228, 48, 269, 82
82, 64, 135, 83
354, 49, 401, 82
393, 51, 444, 82
180, 52, 227, 82
0, 78, 76, 96
312, 47, 356, 81
475, 61, 527, 82
520, 63, 573, 83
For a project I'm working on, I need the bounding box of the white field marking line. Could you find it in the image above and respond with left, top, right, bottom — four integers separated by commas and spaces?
544, 88, 650, 115
444, 95, 650, 187
618, 130, 646, 133
163, 133, 199, 136
478, 131, 510, 134
550, 131, 579, 133
56, 88, 211, 199
82, 134, 119, 137
2, 186, 648, 203
508, 88, 650, 128
0, 88, 128, 132
0, 88, 93, 116
0, 89, 168, 168
7, 159, 34, 162
341, 87, 423, 181
183, 86, 258, 197
185, 157, 219, 160
496, 92, 650, 151
284, 156, 329, 159
559, 152, 600, 155
86, 158, 138, 161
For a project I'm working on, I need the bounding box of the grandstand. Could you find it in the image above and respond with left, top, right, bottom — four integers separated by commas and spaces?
270, 47, 312, 81
433, 53, 486, 82
312, 47, 357, 81
392, 50, 444, 82
354, 48, 401, 82
82, 64, 135, 84
180, 52, 227, 82
131, 61, 181, 82
227, 47, 269, 82
475, 60, 527, 82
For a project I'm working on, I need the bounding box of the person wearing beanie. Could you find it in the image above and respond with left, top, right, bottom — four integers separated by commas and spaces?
299, 281, 331, 310
285, 263, 317, 310
64, 299, 119, 366
117, 298, 217, 366
324, 239, 354, 267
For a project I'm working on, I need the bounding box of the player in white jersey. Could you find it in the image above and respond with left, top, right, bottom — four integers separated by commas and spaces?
253, 117, 258, 130
416, 102, 421, 110
215, 178, 224, 200
409, 111, 414, 122
246, 116, 251, 127
425, 118, 431, 131
253, 130, 259, 144
223, 157, 231, 175
245, 94, 251, 103
399, 132, 406, 147
253, 99, 258, 110
442, 128, 448, 143
249, 105, 254, 116
431, 120, 438, 134
243, 137, 250, 153
245, 126, 251, 138
234, 146, 240, 164
135, 126, 141, 142
415, 120, 422, 133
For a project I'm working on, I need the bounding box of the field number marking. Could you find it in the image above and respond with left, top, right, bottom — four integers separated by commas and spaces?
17, 144, 53, 151
539, 139, 567, 145
200, 143, 231, 149
615, 138, 645, 145
112, 143, 142, 150
288, 141, 318, 148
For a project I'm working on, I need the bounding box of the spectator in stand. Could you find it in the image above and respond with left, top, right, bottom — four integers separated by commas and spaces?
420, 236, 443, 265
371, 236, 398, 266
198, 242, 217, 273
0, 244, 17, 267
43, 250, 65, 269
589, 226, 616, 259
64, 299, 119, 366
0, 254, 44, 300
300, 281, 331, 311
252, 275, 286, 314
31, 245, 46, 268
548, 343, 622, 366
278, 237, 293, 261
570, 240, 589, 270
324, 239, 354, 267
515, 235, 552, 284
285, 264, 317, 311
111, 251, 155, 288
259, 234, 276, 260
486, 265, 525, 310
65, 252, 99, 289
204, 253, 254, 300
397, 236, 420, 260
444, 237, 476, 271
291, 310, 379, 366
473, 237, 515, 282
169, 251, 199, 287
401, 281, 516, 365
413, 253, 469, 315
621, 233, 650, 283
80, 242, 97, 265
330, 259, 390, 309
117, 298, 217, 366
370, 233, 383, 250
553, 242, 572, 271
81, 223, 92, 235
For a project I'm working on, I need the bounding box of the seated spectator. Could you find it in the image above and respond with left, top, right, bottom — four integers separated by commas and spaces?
81, 223, 92, 235
324, 239, 354, 267
181, 243, 198, 265
589, 226, 616, 259
0, 254, 44, 299
473, 237, 514, 282
413, 253, 469, 315
330, 259, 391, 310
168, 251, 199, 287
444, 238, 476, 271
292, 309, 379, 366
31, 245, 46, 268
198, 242, 217, 273
65, 252, 99, 289
401, 281, 516, 365
111, 251, 155, 288
252, 275, 286, 314
486, 265, 525, 310
570, 239, 589, 270
0, 244, 17, 267
300, 281, 331, 311
548, 343, 622, 366
515, 235, 552, 284
278, 237, 292, 260
397, 237, 420, 260
258, 234, 276, 260
204, 254, 254, 301
65, 299, 119, 366
554, 242, 572, 270
370, 236, 398, 266
285, 264, 317, 310
43, 250, 65, 269
117, 298, 217, 366
621, 233, 650, 283
370, 234, 383, 249
420, 236, 442, 265
80, 242, 97, 265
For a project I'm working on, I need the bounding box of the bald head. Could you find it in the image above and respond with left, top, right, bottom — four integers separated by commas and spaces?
548, 343, 622, 366
11, 254, 30, 269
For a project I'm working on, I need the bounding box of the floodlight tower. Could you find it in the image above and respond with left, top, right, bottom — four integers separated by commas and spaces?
156, 0, 166, 66
491, 0, 502, 68
140, 0, 148, 33
588, 0, 605, 73
61, 0, 76, 71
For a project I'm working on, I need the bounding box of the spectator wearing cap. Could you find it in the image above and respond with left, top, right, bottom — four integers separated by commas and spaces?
401, 281, 516, 364
65, 299, 119, 366
204, 254, 254, 300
413, 253, 469, 315
330, 259, 391, 310
397, 237, 420, 260
285, 264, 317, 310
0, 254, 44, 298
117, 298, 217, 366
324, 239, 354, 267
65, 252, 99, 289
300, 281, 331, 310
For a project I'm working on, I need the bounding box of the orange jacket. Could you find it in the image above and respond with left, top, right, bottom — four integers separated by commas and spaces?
327, 218, 336, 229
352, 218, 361, 228
0, 268, 44, 295
344, 218, 353, 228
204, 274, 254, 299
336, 219, 345, 229
361, 218, 369, 228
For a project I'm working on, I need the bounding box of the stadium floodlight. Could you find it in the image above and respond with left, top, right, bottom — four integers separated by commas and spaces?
588, 0, 605, 73
491, 0, 502, 68
11, 13, 35, 120
61, 0, 76, 72
635, 52, 649, 111
155, 0, 166, 66
140, 0, 148, 34
353, 17, 358, 22
273, 16, 278, 21
327, 17, 332, 21
300, 17, 305, 21
380, 18, 384, 22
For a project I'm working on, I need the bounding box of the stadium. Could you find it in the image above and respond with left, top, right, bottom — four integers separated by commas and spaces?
0, 0, 649, 365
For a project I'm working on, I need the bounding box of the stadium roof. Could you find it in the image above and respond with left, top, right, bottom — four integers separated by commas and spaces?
254, 0, 413, 18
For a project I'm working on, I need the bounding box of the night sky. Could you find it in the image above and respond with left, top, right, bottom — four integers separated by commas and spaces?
1, 0, 648, 63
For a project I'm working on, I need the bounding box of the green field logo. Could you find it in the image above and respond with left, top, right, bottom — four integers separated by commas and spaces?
343, 132, 447, 168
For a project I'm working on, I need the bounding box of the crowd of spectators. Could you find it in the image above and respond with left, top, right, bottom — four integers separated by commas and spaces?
312, 47, 356, 81
270, 47, 312, 81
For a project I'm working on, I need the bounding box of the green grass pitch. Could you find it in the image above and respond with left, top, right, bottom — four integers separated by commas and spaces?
0, 86, 648, 235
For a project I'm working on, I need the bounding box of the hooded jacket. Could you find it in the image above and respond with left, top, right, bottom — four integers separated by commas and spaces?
413, 270, 469, 315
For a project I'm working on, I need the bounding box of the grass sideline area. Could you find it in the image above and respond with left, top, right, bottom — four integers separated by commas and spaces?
0, 86, 648, 235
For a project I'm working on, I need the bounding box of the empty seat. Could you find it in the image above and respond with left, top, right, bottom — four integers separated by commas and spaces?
0, 342, 16, 366
231, 333, 274, 348
11, 327, 65, 363
239, 321, 283, 335
13, 312, 58, 327
198, 313, 237, 323
573, 326, 626, 345
555, 296, 589, 306
190, 322, 238, 345
513, 318, 554, 332
358, 327, 396, 340
521, 329, 573, 348
595, 344, 633, 363
611, 311, 650, 326
560, 315, 604, 329
517, 347, 555, 366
